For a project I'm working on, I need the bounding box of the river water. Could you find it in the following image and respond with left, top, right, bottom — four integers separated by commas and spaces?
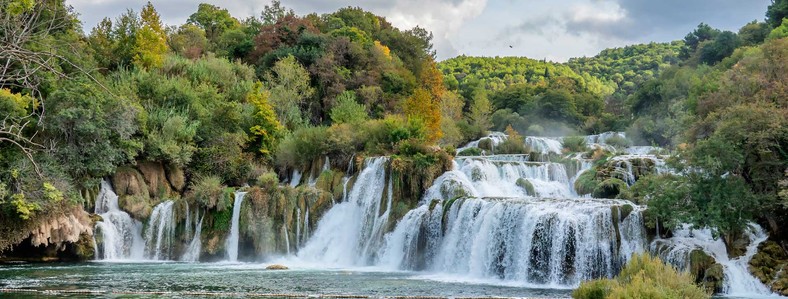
0, 262, 571, 298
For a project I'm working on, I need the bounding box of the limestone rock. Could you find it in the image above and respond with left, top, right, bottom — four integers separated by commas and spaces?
138, 161, 173, 199
112, 166, 149, 198
265, 264, 289, 270
28, 209, 92, 250
165, 163, 186, 192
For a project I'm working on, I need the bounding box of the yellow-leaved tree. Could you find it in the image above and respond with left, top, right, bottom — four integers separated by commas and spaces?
133, 2, 168, 69
248, 82, 284, 159
404, 59, 445, 143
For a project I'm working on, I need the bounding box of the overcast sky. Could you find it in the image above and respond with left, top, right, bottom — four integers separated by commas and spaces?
66, 0, 771, 61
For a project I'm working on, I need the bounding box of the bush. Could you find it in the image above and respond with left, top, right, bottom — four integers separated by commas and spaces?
592, 178, 628, 199
330, 91, 368, 125
495, 125, 528, 154
605, 135, 632, 149
188, 175, 224, 210
458, 147, 482, 156
563, 136, 588, 152
573, 254, 709, 299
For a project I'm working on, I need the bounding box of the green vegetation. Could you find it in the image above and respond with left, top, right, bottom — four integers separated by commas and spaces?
0, 2, 787, 289
573, 254, 709, 299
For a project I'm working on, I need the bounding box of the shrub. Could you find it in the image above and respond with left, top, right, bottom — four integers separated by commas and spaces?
458, 148, 482, 156
574, 170, 599, 195
573, 254, 709, 299
188, 175, 224, 210
605, 135, 632, 149
563, 136, 588, 152
330, 91, 368, 125
592, 178, 628, 199
496, 125, 527, 154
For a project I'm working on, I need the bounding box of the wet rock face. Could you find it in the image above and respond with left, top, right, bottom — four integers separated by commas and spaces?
749, 241, 788, 296
689, 249, 723, 293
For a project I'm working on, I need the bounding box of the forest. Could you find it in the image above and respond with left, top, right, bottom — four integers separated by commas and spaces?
0, 0, 787, 297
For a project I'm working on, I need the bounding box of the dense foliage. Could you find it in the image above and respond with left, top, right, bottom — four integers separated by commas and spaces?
573, 254, 709, 299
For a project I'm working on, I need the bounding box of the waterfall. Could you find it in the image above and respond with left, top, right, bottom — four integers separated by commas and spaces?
298, 157, 389, 265
144, 200, 176, 260
290, 170, 302, 187
225, 191, 247, 262
652, 224, 775, 296
296, 208, 302, 248
378, 198, 644, 286
181, 210, 203, 262
93, 180, 145, 260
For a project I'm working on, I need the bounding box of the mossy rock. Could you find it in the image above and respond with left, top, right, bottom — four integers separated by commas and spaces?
749, 241, 788, 295
689, 250, 716, 282
478, 138, 493, 151
516, 178, 536, 196
620, 204, 634, 220
592, 178, 628, 199
74, 232, 95, 261
574, 170, 598, 195
458, 147, 482, 156
701, 263, 724, 294
118, 194, 153, 220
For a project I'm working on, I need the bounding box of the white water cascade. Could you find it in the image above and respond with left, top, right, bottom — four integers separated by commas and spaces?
93, 180, 145, 260
378, 198, 645, 286
144, 200, 176, 260
652, 224, 777, 297
298, 157, 391, 266
181, 210, 203, 262
225, 191, 247, 262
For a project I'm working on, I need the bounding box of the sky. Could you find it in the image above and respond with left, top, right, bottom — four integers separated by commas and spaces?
66, 0, 772, 62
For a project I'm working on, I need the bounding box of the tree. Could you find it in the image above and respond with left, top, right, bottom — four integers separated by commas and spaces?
169, 24, 209, 59
187, 3, 240, 42
329, 91, 368, 125
133, 2, 168, 68
265, 55, 315, 130
404, 88, 441, 142
767, 0, 788, 28
468, 87, 492, 132
767, 18, 788, 40
248, 82, 284, 159
738, 21, 770, 46
699, 31, 740, 65
261, 0, 293, 25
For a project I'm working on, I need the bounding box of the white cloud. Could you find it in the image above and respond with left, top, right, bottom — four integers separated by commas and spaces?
66, 0, 771, 62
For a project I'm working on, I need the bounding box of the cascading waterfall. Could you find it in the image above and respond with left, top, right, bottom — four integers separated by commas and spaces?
93, 180, 145, 260
652, 224, 776, 296
144, 200, 176, 260
225, 191, 247, 262
378, 198, 645, 286
298, 157, 390, 265
181, 209, 203, 262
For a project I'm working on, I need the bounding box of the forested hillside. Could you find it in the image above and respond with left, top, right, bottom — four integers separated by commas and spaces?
0, 1, 787, 293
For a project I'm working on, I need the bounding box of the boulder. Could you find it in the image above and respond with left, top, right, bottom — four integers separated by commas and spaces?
265, 264, 289, 270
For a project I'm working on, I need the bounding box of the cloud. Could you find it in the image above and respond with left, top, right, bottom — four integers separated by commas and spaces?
66, 0, 771, 62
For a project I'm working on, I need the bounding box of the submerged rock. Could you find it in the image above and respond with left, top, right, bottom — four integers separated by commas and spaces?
265, 264, 288, 270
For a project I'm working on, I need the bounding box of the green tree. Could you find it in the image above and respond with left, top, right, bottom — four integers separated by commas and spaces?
767, 0, 788, 28
329, 91, 368, 125
187, 3, 240, 42
248, 82, 284, 159
133, 2, 168, 68
265, 55, 315, 130
468, 87, 492, 133
169, 24, 209, 59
